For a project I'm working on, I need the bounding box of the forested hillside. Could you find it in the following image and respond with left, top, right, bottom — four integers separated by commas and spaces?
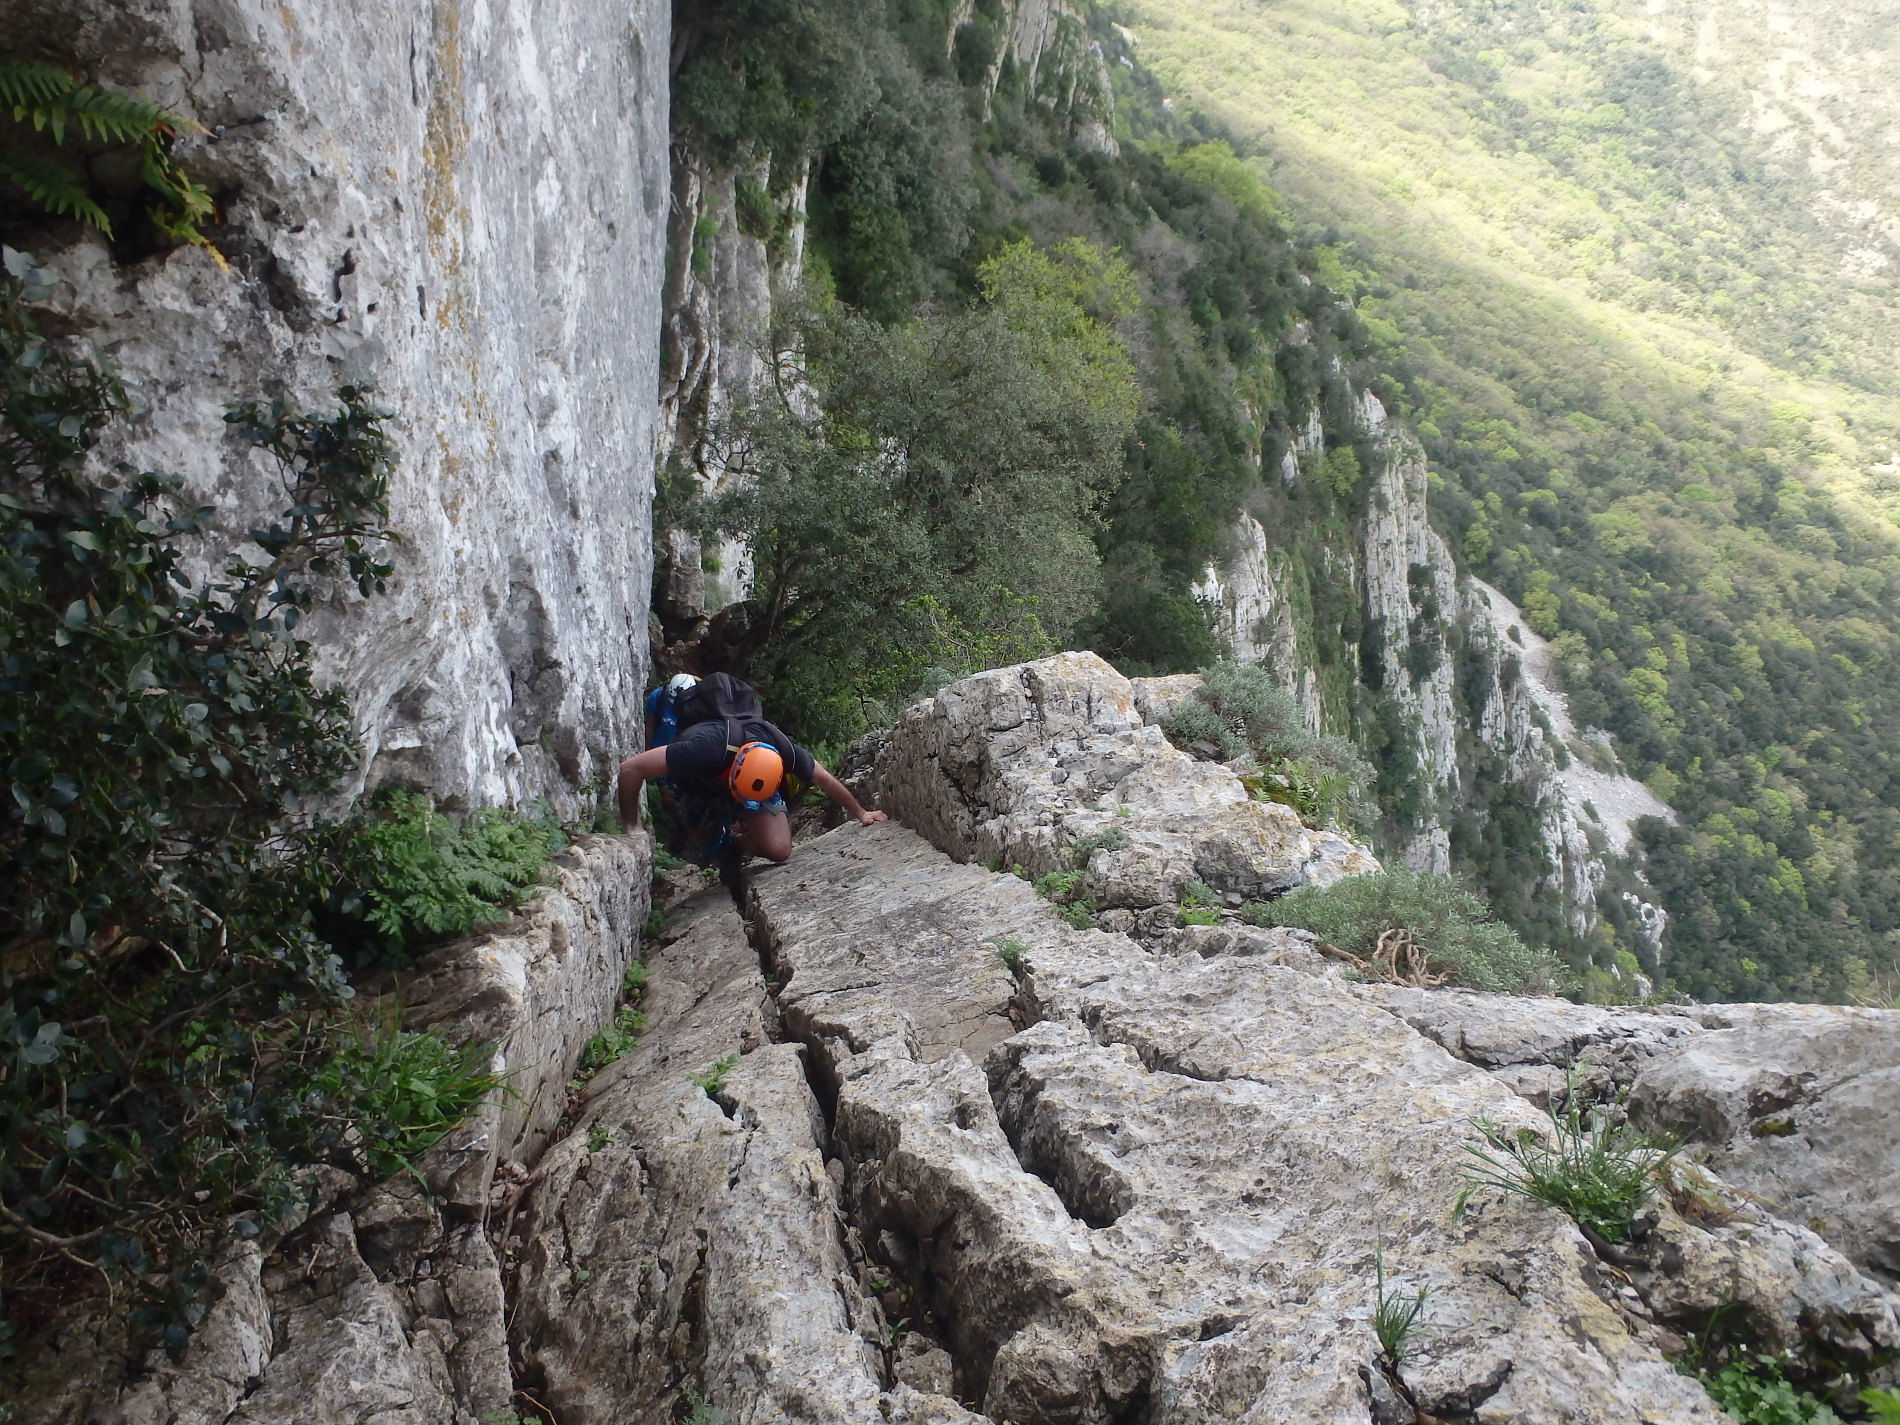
1115, 0, 1900, 1001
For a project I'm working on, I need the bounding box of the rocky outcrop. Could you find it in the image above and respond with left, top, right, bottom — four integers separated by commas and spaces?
735, 819, 1900, 1421
13, 834, 651, 1425
1200, 376, 1677, 953
856, 652, 1378, 909
11, 0, 668, 812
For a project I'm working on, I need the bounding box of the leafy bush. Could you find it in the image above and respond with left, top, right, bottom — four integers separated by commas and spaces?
0, 250, 492, 1348
1246, 870, 1563, 993
322, 788, 562, 964
1697, 1355, 1843, 1425
1457, 1083, 1680, 1244
1163, 663, 1372, 829
1069, 825, 1126, 865
993, 936, 1028, 971
310, 1024, 502, 1181
690, 1054, 739, 1096
577, 961, 650, 1077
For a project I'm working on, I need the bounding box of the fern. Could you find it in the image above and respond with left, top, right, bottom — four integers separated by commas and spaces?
0, 152, 110, 230
0, 59, 216, 253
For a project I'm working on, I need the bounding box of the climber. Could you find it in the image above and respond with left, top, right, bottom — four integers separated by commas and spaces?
616, 671, 886, 867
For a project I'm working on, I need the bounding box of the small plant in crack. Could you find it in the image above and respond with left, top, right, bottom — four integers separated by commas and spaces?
690, 1054, 739, 1097
1371, 1243, 1429, 1367
585, 1121, 611, 1153
993, 936, 1029, 971
1069, 825, 1126, 866
678, 1384, 729, 1425
1455, 1073, 1681, 1244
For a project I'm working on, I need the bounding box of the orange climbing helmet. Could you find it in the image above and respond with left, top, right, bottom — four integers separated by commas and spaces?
726, 741, 785, 802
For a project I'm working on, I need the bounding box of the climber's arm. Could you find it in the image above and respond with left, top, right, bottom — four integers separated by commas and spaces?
616, 746, 671, 831
812, 764, 887, 826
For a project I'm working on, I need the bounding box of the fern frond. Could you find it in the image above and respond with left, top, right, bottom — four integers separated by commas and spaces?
69, 87, 181, 145
0, 152, 113, 234
0, 60, 72, 115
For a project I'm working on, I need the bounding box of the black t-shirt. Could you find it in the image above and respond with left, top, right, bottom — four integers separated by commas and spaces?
663, 718, 816, 795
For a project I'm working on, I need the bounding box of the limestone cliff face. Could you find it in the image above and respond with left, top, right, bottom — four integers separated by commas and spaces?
12, 0, 669, 811
1200, 378, 1677, 953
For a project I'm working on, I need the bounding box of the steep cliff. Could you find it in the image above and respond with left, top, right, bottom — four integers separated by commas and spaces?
1198, 381, 1677, 962
8, 0, 669, 810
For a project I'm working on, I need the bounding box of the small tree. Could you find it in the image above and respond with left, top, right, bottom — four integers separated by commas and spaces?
693, 239, 1140, 742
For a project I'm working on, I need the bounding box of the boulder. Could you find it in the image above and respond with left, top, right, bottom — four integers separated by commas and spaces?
860, 653, 1378, 910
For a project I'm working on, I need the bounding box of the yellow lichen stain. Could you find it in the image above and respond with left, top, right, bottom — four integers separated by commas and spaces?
421, 0, 470, 254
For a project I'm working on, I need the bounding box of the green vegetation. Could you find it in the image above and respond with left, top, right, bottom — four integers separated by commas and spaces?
0, 250, 515, 1351
1457, 1084, 1679, 1244
687, 238, 1139, 740
992, 936, 1028, 972
1248, 870, 1562, 993
690, 1054, 740, 1097
1163, 662, 1372, 829
1033, 867, 1099, 929
0, 61, 217, 256
1697, 1355, 1844, 1425
1068, 825, 1127, 865
1117, 0, 1900, 1000
1371, 1244, 1429, 1368
578, 962, 650, 1077
320, 788, 562, 965
1861, 1389, 1900, 1423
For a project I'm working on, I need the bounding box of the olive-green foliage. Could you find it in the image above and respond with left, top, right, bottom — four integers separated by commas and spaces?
1696, 1355, 1844, 1425
1456, 1084, 1679, 1244
1860, 1388, 1900, 1422
1069, 826, 1126, 865
690, 1054, 740, 1096
696, 239, 1139, 745
578, 961, 651, 1077
1118, 0, 1900, 1002
323, 788, 562, 964
1371, 1245, 1429, 1367
1248, 870, 1563, 994
0, 62, 217, 254
1163, 662, 1373, 829
992, 936, 1027, 971
0, 252, 491, 1351
312, 1024, 502, 1182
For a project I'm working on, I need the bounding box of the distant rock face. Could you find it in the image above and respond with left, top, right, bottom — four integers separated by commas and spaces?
858, 652, 1379, 907
13, 0, 669, 811
1200, 375, 1677, 948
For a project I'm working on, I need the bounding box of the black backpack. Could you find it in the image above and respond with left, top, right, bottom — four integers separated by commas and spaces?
673, 674, 809, 801
674, 673, 764, 742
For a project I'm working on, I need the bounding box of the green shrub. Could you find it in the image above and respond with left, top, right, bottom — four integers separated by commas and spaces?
1246, 870, 1564, 993
1034, 868, 1085, 903
1163, 663, 1372, 828
690, 1054, 739, 1096
1069, 825, 1127, 865
0, 250, 433, 1345
310, 1024, 502, 1181
1860, 1387, 1900, 1422
1056, 899, 1098, 929
1457, 1080, 1680, 1244
993, 936, 1028, 971
321, 788, 562, 963
1697, 1355, 1844, 1425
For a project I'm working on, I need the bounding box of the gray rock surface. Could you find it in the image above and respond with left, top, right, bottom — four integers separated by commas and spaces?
509, 886, 982, 1425
751, 822, 1758, 1423
860, 652, 1379, 910
11, 0, 668, 811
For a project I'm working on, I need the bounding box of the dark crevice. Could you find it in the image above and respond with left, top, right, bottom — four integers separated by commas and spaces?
736, 865, 988, 1416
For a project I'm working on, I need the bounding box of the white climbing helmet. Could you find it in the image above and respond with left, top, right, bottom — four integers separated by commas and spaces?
666, 673, 700, 695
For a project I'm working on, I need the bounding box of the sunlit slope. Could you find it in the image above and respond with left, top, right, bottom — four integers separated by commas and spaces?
1122, 0, 1900, 514
1119, 0, 1900, 1001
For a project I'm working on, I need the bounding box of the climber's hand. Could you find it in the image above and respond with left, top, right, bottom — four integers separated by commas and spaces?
857, 809, 888, 826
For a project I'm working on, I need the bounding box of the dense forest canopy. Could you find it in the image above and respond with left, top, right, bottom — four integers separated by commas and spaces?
1113, 0, 1900, 1002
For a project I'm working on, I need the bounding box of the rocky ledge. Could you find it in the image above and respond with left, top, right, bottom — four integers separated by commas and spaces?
27, 658, 1900, 1424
